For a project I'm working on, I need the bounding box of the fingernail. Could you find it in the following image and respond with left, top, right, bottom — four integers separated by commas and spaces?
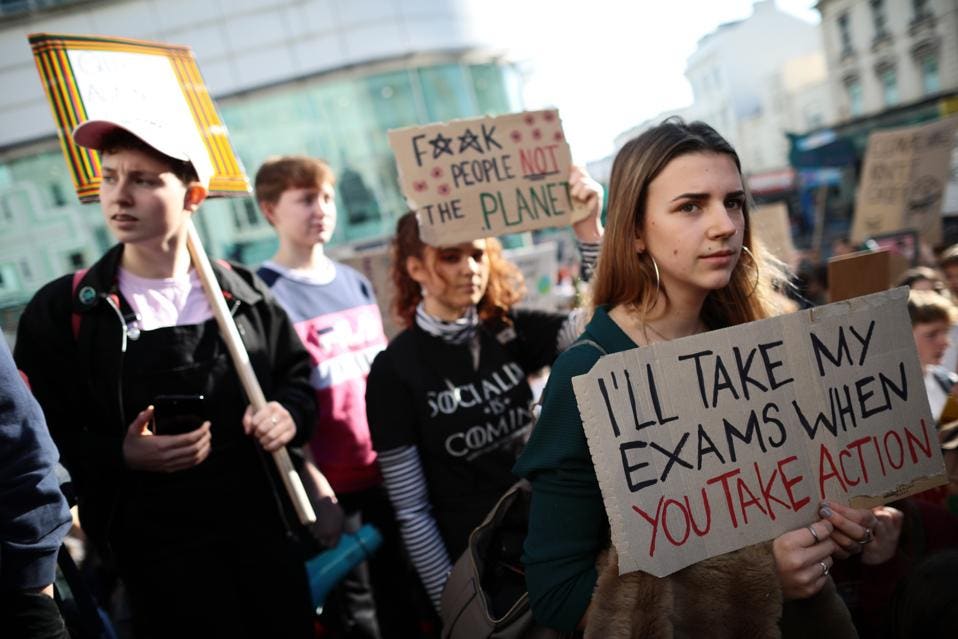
820, 506, 833, 518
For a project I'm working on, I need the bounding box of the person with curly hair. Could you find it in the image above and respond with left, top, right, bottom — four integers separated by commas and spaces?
364, 167, 603, 612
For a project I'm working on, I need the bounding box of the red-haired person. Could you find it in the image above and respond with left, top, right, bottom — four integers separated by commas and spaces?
365, 168, 603, 612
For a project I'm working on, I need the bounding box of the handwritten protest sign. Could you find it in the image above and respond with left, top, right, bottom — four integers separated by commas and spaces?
29, 33, 249, 201
850, 117, 958, 245
504, 241, 559, 311
388, 110, 590, 246
750, 203, 796, 267
573, 288, 946, 577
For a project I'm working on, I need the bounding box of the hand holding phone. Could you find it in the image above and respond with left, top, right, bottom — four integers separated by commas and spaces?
122, 405, 211, 473
153, 394, 207, 435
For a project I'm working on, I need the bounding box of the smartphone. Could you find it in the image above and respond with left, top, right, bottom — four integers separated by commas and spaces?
152, 394, 207, 435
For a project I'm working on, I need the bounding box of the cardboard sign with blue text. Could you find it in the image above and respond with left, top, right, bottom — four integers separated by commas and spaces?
388, 110, 590, 246
572, 288, 946, 577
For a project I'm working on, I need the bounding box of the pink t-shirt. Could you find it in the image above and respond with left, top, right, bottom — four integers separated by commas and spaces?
118, 268, 213, 331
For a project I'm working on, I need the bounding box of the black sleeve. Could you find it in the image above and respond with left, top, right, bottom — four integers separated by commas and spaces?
511, 308, 569, 372
14, 278, 125, 485
365, 337, 421, 452
244, 269, 316, 448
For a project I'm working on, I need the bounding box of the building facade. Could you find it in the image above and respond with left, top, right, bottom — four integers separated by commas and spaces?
0, 0, 523, 320
611, 0, 834, 194
818, 0, 958, 122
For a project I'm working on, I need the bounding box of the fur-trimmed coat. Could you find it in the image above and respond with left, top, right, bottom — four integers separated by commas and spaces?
585, 544, 858, 639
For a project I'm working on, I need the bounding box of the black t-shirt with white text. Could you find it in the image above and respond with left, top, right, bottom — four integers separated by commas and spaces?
366, 308, 566, 557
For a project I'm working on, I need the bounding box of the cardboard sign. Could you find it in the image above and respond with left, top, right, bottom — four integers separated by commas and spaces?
750, 202, 796, 267
943, 142, 958, 217
572, 288, 945, 577
338, 248, 401, 341
850, 117, 958, 245
388, 110, 589, 246
504, 241, 559, 311
828, 249, 909, 302
29, 33, 249, 201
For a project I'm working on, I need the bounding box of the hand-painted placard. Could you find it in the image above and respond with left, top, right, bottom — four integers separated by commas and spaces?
850, 117, 958, 245
28, 33, 249, 201
504, 241, 559, 311
572, 288, 946, 577
750, 202, 796, 267
388, 110, 590, 246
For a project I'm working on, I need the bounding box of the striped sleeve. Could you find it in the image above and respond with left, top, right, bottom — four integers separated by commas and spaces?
377, 444, 452, 612
576, 239, 601, 283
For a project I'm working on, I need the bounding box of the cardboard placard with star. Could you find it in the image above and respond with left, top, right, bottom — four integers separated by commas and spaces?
388, 109, 591, 246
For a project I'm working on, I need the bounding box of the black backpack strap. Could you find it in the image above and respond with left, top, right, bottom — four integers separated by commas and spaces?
257, 266, 282, 288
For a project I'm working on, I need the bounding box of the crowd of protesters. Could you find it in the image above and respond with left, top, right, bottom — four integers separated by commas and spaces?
2, 115, 957, 639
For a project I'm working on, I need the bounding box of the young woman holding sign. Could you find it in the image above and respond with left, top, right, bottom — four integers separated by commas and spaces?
514, 119, 881, 637
364, 167, 603, 612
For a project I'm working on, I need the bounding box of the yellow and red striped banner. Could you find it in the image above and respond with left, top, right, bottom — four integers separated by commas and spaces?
29, 33, 250, 202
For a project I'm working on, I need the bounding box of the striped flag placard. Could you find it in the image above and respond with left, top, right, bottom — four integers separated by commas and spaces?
29, 33, 250, 202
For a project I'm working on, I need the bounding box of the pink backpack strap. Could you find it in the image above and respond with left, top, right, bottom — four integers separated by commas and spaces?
71, 269, 89, 340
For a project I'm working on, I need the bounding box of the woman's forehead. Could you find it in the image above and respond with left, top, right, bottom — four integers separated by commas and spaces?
436, 239, 487, 252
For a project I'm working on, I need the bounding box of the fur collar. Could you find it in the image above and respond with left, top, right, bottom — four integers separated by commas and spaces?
585, 543, 783, 639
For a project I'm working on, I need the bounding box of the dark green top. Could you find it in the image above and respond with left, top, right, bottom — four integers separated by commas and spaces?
513, 306, 636, 632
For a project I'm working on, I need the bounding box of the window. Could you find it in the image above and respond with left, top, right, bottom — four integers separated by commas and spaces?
837, 13, 853, 56
0, 196, 12, 223
49, 182, 66, 207
920, 56, 940, 94
847, 79, 864, 116
879, 67, 898, 106
912, 0, 931, 20
19, 258, 32, 281
870, 0, 888, 39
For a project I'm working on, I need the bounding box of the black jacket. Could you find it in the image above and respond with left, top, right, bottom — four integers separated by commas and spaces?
14, 244, 315, 554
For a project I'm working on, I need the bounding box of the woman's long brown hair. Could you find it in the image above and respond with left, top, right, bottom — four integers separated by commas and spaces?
591, 118, 788, 328
390, 212, 525, 328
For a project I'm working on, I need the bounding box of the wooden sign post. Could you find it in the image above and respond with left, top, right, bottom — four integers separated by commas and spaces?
29, 33, 315, 524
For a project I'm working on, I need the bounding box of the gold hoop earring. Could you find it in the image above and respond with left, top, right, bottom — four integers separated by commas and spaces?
740, 245, 760, 296
639, 252, 661, 310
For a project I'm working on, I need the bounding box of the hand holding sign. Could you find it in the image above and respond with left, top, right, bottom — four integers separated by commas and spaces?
819, 500, 903, 565
772, 518, 836, 600
389, 110, 593, 246
570, 165, 603, 243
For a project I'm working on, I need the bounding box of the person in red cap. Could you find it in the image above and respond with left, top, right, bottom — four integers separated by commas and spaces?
15, 119, 318, 638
